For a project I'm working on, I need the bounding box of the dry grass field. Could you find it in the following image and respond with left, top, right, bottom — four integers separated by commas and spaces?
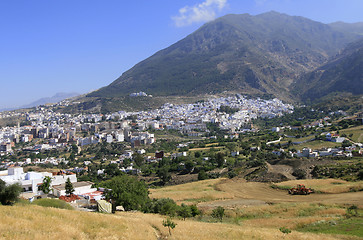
149, 179, 234, 204
275, 179, 363, 194
0, 204, 358, 240
151, 178, 363, 209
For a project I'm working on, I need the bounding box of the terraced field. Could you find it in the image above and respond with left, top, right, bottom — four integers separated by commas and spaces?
151, 178, 363, 209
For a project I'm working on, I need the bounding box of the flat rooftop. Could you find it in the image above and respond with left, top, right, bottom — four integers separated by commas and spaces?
52, 181, 93, 191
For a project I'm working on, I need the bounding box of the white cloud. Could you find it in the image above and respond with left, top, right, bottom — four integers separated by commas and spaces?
172, 0, 227, 27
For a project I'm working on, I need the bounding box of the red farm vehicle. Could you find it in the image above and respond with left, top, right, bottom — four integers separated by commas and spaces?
288, 184, 314, 195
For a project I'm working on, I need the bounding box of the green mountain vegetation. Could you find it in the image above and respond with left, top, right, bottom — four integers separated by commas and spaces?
88, 11, 363, 102
292, 39, 363, 102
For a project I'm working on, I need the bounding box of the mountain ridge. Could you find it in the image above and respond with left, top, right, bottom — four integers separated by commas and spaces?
88, 11, 363, 104
292, 38, 363, 102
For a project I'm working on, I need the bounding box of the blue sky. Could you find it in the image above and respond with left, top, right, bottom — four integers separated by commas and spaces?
1, 0, 362, 109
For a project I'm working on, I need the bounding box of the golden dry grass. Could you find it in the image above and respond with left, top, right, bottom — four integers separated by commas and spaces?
149, 179, 234, 204
188, 146, 225, 151
276, 179, 363, 194
0, 204, 352, 240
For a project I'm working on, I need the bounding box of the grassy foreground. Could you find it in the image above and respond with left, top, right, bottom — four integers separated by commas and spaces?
0, 204, 359, 240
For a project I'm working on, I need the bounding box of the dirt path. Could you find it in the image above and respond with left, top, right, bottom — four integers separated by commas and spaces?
199, 178, 363, 208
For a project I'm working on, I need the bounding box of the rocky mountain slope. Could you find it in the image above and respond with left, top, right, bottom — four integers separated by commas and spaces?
89, 11, 362, 102
292, 38, 363, 102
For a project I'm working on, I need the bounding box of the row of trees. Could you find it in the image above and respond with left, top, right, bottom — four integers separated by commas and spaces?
100, 175, 201, 219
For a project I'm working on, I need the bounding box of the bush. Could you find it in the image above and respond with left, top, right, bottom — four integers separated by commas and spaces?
292, 169, 306, 179
228, 170, 238, 179
279, 226, 291, 234
144, 198, 200, 219
0, 179, 22, 205
32, 198, 73, 210
198, 170, 209, 180
211, 206, 225, 222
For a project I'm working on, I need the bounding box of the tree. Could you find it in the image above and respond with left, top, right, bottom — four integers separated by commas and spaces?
215, 152, 225, 167
178, 203, 192, 220
190, 204, 200, 217
101, 175, 149, 211
133, 153, 144, 167
162, 217, 176, 236
157, 166, 171, 185
198, 170, 208, 180
211, 206, 225, 222
0, 179, 22, 205
39, 176, 52, 194
194, 151, 201, 158
65, 177, 74, 196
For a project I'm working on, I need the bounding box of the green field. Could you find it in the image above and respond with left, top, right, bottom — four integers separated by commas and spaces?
340, 126, 363, 143
294, 140, 341, 150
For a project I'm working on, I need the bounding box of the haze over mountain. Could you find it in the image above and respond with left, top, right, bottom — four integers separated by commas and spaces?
10, 92, 79, 110
89, 11, 363, 102
292, 38, 363, 102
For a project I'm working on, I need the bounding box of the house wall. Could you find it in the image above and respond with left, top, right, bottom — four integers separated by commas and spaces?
52, 175, 77, 185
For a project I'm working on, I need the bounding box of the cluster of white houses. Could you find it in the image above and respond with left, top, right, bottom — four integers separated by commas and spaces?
0, 95, 294, 154
0, 167, 100, 200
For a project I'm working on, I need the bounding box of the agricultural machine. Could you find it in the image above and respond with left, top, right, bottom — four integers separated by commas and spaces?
288, 184, 314, 195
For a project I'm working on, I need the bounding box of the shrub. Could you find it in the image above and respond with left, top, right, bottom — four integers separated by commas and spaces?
279, 226, 291, 234
292, 169, 306, 179
198, 170, 209, 180
211, 206, 225, 222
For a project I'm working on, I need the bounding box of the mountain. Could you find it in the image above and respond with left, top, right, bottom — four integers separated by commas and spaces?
21, 92, 80, 108
88, 11, 363, 101
292, 38, 363, 102
329, 21, 363, 36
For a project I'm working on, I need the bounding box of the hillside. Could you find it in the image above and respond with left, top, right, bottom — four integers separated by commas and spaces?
1, 197, 360, 239
88, 11, 362, 102
292, 38, 363, 102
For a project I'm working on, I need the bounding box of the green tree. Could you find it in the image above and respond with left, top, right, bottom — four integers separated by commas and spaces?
216, 152, 225, 167
194, 151, 201, 158
178, 203, 192, 220
198, 170, 208, 180
133, 153, 144, 167
101, 175, 149, 211
39, 176, 52, 194
190, 204, 200, 217
162, 217, 177, 236
65, 177, 74, 196
157, 166, 171, 185
184, 160, 194, 173
0, 179, 22, 205
211, 206, 225, 222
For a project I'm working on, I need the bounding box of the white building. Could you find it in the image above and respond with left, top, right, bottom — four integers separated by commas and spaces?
52, 181, 96, 197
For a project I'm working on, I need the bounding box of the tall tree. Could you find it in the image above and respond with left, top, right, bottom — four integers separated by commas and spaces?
39, 176, 52, 194
65, 177, 74, 196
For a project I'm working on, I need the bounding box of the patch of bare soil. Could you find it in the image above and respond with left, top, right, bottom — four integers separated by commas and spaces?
169, 173, 199, 185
